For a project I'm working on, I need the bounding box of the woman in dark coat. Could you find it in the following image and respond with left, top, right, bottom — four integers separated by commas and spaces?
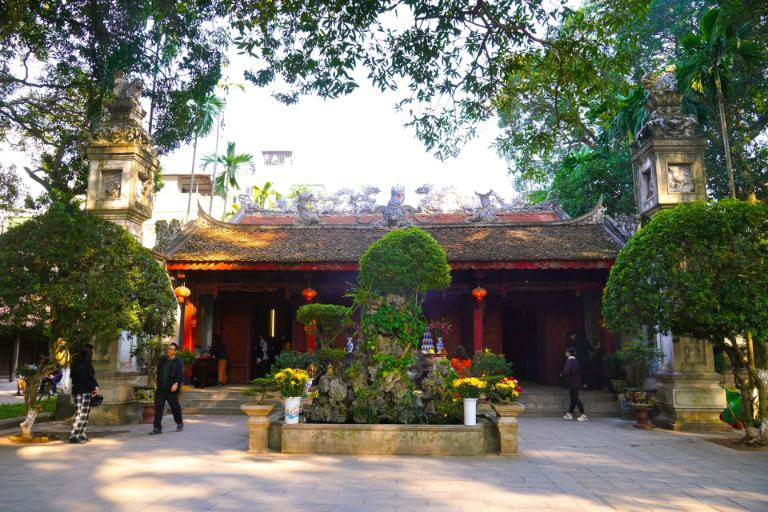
560, 346, 587, 421
68, 345, 99, 443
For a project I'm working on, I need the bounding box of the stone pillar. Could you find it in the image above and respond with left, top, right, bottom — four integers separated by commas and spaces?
630, 68, 725, 432
242, 404, 275, 453
85, 71, 158, 425
653, 335, 728, 431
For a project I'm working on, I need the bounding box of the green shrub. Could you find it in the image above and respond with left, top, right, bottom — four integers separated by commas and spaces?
615, 340, 664, 388
358, 227, 451, 298
296, 303, 354, 349
471, 349, 513, 377
272, 351, 311, 373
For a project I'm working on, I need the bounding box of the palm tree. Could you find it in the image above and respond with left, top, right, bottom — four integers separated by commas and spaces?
201, 142, 253, 220
251, 181, 282, 209
677, 7, 762, 199
185, 94, 225, 222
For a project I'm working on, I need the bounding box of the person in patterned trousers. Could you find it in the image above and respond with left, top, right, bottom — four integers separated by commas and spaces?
69, 345, 99, 444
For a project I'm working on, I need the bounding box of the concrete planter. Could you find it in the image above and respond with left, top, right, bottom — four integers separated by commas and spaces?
492, 402, 525, 455
281, 423, 488, 456
241, 404, 275, 453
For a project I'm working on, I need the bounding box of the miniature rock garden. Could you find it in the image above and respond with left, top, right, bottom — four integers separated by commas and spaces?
242, 227, 524, 455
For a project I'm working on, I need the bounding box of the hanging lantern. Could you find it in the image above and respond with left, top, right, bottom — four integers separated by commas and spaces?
174, 285, 191, 304
302, 287, 318, 303
471, 286, 487, 303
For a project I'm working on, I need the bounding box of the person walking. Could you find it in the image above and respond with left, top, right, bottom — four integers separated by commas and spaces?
561, 346, 588, 421
149, 342, 185, 435
68, 345, 99, 444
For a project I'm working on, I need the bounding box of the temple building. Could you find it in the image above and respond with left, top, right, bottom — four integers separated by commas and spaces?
158, 189, 633, 385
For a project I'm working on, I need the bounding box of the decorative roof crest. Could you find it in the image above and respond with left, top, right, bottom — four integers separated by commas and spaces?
91, 71, 153, 149
636, 66, 699, 143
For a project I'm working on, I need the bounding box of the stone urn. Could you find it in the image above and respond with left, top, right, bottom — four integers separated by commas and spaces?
624, 388, 657, 429
492, 402, 525, 455
241, 403, 275, 453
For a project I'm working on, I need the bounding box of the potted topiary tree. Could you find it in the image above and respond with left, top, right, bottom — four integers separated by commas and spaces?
131, 337, 165, 423
614, 340, 664, 428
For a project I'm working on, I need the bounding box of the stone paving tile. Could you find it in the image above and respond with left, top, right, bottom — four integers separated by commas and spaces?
0, 416, 767, 512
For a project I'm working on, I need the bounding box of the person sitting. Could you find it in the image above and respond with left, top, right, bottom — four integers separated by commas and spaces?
450, 346, 472, 378
210, 336, 228, 385
39, 367, 64, 397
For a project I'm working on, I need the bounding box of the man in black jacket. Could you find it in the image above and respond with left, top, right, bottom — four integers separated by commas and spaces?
149, 342, 185, 434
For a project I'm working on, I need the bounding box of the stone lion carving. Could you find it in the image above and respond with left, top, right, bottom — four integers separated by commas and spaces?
91, 71, 153, 149
296, 192, 320, 225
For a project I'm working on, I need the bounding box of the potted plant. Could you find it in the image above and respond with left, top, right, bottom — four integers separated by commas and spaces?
178, 348, 198, 386
131, 338, 165, 423
453, 377, 487, 426
273, 368, 310, 424
489, 376, 525, 418
242, 377, 278, 416
615, 340, 664, 429
601, 353, 628, 396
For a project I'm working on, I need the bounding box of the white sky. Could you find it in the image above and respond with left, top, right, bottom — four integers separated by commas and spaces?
160, 50, 520, 201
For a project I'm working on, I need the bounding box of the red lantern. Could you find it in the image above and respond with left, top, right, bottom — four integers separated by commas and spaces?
471, 286, 487, 303
302, 287, 318, 303
174, 285, 191, 304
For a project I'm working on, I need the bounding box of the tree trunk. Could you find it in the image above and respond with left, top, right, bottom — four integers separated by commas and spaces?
724, 345, 756, 442
222, 175, 230, 221
208, 114, 222, 216
10, 332, 20, 383
19, 409, 38, 439
185, 135, 199, 223
716, 79, 736, 199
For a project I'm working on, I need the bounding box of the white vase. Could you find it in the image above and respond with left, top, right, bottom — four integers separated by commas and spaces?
284, 396, 301, 424
463, 398, 478, 426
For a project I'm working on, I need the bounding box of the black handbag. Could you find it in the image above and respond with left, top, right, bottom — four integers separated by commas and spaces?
91, 394, 104, 407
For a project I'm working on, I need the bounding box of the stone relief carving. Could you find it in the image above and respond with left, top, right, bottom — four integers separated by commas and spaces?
639, 156, 656, 203
667, 163, 694, 193
682, 338, 706, 365
102, 170, 122, 199
91, 71, 154, 149
637, 68, 699, 143
154, 219, 182, 252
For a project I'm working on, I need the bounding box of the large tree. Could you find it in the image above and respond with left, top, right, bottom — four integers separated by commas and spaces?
0, 202, 178, 437
602, 200, 768, 443
0, 0, 228, 198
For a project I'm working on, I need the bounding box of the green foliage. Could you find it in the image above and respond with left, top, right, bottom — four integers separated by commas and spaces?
0, 0, 228, 197
471, 349, 514, 378
244, 377, 277, 404
550, 146, 635, 217
201, 141, 254, 219
250, 181, 283, 209
355, 291, 426, 352
358, 228, 451, 299
0, 202, 177, 350
177, 349, 197, 365
603, 200, 768, 342
420, 359, 461, 424
272, 351, 311, 373
296, 303, 353, 349
615, 340, 664, 388
0, 164, 27, 212
601, 353, 628, 380
130, 338, 165, 381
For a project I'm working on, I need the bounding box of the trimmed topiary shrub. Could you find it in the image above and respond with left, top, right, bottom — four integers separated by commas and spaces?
296, 303, 353, 349
358, 227, 451, 298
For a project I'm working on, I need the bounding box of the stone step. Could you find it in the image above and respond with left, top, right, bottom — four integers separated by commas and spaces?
181, 391, 247, 401
183, 407, 246, 415
180, 399, 246, 408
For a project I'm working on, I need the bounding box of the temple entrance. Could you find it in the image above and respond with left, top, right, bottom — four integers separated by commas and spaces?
250, 305, 292, 378
502, 306, 539, 382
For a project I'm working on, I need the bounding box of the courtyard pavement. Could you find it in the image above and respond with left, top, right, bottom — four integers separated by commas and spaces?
0, 415, 766, 512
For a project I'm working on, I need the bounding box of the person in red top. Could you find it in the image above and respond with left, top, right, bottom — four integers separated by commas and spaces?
450, 345, 472, 378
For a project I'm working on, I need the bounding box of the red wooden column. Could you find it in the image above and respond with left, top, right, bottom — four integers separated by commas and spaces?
471, 286, 487, 354
302, 287, 318, 352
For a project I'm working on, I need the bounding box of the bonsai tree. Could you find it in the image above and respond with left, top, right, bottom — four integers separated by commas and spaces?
348, 227, 452, 424
0, 202, 177, 438
603, 200, 768, 443
296, 303, 353, 349
130, 337, 166, 386
358, 227, 451, 302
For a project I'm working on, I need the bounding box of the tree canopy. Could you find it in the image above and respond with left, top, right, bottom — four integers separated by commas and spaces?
0, 0, 228, 198
0, 202, 177, 350
358, 227, 451, 298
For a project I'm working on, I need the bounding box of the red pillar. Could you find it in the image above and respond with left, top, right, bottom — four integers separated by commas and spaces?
305, 322, 316, 352
473, 302, 484, 355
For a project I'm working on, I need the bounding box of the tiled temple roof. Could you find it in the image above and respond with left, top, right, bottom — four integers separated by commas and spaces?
164, 201, 625, 269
